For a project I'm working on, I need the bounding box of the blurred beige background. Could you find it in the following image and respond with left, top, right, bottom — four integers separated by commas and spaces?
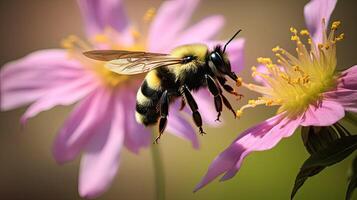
1, 0, 357, 199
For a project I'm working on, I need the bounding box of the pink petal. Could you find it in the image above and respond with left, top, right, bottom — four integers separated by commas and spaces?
323, 65, 357, 112
192, 89, 222, 127
78, 92, 124, 199
77, 0, 131, 40
324, 89, 357, 113
0, 49, 83, 111
301, 99, 345, 126
119, 88, 151, 154
20, 74, 98, 124
253, 65, 285, 86
166, 112, 199, 149
172, 15, 225, 47
304, 0, 337, 43
148, 0, 200, 52
52, 88, 113, 164
338, 65, 357, 90
253, 65, 269, 85
208, 39, 245, 73
194, 113, 301, 191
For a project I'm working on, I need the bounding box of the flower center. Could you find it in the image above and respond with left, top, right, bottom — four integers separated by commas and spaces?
61, 8, 156, 88
237, 20, 344, 118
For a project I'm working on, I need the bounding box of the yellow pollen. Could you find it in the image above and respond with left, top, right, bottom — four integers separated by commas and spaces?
308, 38, 312, 44
236, 110, 243, 118
300, 29, 310, 35
336, 33, 345, 41
291, 35, 299, 41
290, 27, 297, 34
236, 77, 243, 87
272, 46, 281, 52
331, 21, 341, 30
93, 34, 109, 43
251, 66, 257, 72
257, 57, 272, 65
143, 7, 156, 22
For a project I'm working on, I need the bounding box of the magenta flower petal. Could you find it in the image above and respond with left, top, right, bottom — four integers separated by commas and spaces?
194, 113, 301, 191
78, 93, 124, 199
325, 89, 357, 113
324, 66, 357, 112
208, 39, 245, 73
166, 112, 199, 149
338, 65, 357, 90
20, 75, 98, 124
52, 88, 113, 164
77, 0, 132, 44
252, 65, 269, 85
301, 99, 345, 126
304, 0, 337, 43
173, 15, 225, 47
148, 0, 200, 52
192, 89, 221, 127
0, 49, 83, 111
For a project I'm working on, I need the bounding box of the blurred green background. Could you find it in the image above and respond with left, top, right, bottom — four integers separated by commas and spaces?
1, 0, 357, 199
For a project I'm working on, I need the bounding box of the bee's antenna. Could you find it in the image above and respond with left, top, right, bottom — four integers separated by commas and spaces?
223, 29, 242, 53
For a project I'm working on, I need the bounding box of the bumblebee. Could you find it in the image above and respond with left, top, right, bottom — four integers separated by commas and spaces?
84, 30, 242, 143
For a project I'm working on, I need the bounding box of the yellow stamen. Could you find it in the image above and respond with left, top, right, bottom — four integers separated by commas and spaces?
331, 21, 341, 30
300, 29, 310, 35
235, 20, 341, 119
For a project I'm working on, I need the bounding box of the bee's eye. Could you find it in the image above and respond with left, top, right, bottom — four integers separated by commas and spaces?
210, 52, 228, 73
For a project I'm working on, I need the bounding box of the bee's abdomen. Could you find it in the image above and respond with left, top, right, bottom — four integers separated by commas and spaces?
135, 71, 163, 126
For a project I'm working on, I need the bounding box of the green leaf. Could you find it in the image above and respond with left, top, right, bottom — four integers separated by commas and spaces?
291, 135, 357, 199
346, 155, 357, 200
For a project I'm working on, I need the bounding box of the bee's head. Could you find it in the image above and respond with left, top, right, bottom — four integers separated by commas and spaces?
208, 48, 238, 82
208, 30, 241, 81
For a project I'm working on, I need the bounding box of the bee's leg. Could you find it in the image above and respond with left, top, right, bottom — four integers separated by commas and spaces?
155, 90, 169, 144
205, 74, 223, 121
220, 93, 236, 118
207, 75, 236, 118
217, 77, 243, 99
181, 85, 206, 135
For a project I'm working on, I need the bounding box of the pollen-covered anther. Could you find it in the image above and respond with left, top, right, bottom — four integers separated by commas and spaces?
248, 100, 257, 107
251, 66, 257, 72
300, 29, 310, 36
93, 34, 109, 43
236, 77, 243, 87
290, 27, 297, 34
257, 57, 272, 65
331, 21, 341, 30
272, 46, 281, 52
235, 110, 243, 118
291, 35, 299, 41
335, 33, 345, 41
318, 44, 324, 49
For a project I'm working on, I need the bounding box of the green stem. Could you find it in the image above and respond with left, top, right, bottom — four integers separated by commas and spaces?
151, 132, 165, 200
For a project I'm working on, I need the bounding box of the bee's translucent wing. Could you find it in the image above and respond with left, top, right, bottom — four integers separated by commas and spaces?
83, 50, 183, 75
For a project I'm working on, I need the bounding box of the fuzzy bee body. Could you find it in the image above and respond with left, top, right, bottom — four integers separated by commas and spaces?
83, 30, 242, 143
135, 44, 209, 126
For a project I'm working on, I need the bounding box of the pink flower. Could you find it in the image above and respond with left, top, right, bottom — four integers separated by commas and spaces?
195, 0, 357, 191
0, 0, 244, 198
